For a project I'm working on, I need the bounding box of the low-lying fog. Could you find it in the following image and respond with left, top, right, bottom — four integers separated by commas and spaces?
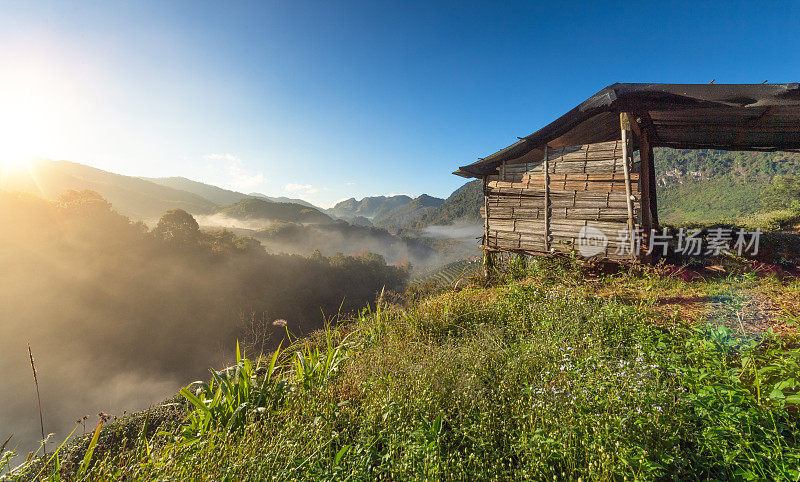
196, 215, 482, 270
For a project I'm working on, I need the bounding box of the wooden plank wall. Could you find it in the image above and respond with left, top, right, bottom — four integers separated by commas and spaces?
480, 139, 641, 259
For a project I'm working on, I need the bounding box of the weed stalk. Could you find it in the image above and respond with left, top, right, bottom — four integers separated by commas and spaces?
27, 342, 46, 459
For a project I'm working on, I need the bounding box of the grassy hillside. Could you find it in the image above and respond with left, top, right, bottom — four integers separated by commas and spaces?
1, 160, 217, 219
655, 148, 800, 183
13, 258, 800, 480
215, 198, 332, 224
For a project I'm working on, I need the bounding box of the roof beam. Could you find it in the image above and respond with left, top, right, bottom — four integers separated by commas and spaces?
634, 111, 661, 145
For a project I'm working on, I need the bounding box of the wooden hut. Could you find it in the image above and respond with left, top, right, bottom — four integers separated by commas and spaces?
454, 83, 800, 263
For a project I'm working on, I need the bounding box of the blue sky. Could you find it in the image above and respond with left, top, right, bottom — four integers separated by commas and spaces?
1, 1, 799, 207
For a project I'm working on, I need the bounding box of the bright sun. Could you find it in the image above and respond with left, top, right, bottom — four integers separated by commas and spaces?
0, 100, 45, 172
0, 69, 66, 172
0, 154, 34, 172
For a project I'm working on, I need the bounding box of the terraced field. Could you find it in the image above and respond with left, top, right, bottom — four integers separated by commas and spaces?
415, 259, 481, 285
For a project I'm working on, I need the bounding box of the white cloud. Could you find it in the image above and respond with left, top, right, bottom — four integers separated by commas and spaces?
285, 183, 319, 194
204, 153, 265, 190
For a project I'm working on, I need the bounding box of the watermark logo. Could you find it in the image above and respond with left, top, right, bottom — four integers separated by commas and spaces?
577, 225, 608, 257
574, 224, 761, 257
605, 226, 761, 257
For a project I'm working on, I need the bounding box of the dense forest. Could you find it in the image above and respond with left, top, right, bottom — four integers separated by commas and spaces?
0, 189, 407, 455
655, 148, 800, 226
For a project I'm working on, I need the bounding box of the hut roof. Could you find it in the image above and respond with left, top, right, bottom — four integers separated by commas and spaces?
455, 83, 800, 178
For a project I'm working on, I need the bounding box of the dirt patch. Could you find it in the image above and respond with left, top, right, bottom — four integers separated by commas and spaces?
650, 294, 711, 322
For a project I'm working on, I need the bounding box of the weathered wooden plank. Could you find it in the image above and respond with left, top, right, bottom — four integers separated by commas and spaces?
525, 172, 639, 181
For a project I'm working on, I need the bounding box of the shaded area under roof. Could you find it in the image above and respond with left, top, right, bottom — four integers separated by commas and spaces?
455, 83, 800, 178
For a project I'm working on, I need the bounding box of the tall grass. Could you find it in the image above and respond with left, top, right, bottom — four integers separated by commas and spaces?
6, 260, 800, 480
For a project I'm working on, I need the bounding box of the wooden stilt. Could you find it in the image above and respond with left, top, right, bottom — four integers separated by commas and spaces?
483, 177, 492, 276
620, 114, 636, 259
638, 128, 655, 261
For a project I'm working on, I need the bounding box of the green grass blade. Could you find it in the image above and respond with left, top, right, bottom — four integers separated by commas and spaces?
77, 420, 103, 477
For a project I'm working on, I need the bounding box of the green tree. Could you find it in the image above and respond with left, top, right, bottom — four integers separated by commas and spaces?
155, 208, 200, 244
761, 175, 800, 210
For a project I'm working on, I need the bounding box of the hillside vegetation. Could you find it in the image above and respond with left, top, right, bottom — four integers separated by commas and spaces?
409, 179, 482, 228
9, 257, 800, 480
328, 195, 414, 220
214, 198, 332, 224
655, 148, 800, 226
371, 194, 444, 230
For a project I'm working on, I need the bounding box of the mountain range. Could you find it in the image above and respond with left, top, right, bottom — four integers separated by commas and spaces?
0, 160, 478, 229
328, 195, 417, 220
143, 176, 318, 209
8, 146, 790, 233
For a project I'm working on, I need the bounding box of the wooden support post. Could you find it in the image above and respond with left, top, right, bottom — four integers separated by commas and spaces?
646, 138, 659, 228
543, 145, 550, 252
638, 127, 657, 261
483, 249, 494, 277
620, 114, 636, 259
483, 176, 493, 276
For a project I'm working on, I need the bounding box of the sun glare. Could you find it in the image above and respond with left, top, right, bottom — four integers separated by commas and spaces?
0, 66, 72, 174
0, 99, 45, 173
0, 154, 34, 172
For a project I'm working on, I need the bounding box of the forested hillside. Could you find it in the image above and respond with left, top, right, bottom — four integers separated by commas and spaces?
214, 198, 332, 224
247, 192, 320, 209
328, 195, 412, 220
654, 148, 800, 225
371, 194, 444, 230
409, 179, 483, 228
